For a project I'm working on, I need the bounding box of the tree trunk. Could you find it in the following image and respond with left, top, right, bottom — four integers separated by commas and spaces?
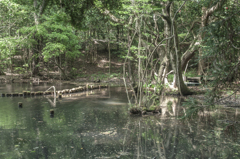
32, 0, 49, 76
32, 38, 40, 76
171, 3, 191, 95
181, 38, 199, 71
162, 2, 191, 95
157, 55, 169, 84
108, 41, 111, 76
198, 7, 207, 75
32, 54, 40, 75
197, 0, 227, 74
32, 1, 41, 76
127, 27, 133, 81
137, 16, 142, 106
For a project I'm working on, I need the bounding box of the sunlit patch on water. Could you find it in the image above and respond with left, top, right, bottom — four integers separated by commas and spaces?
100, 101, 128, 106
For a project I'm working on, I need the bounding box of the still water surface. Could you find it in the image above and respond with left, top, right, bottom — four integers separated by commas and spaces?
0, 83, 240, 159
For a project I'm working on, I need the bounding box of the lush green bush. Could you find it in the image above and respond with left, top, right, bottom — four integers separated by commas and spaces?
167, 74, 174, 83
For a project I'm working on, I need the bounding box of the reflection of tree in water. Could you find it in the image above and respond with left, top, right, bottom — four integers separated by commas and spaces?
119, 119, 240, 158
1, 94, 240, 158
160, 96, 180, 117
118, 96, 240, 158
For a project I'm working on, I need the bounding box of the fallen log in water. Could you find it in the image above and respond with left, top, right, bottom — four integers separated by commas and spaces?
1, 84, 108, 98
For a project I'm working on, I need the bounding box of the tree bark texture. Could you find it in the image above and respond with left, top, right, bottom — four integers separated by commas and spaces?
161, 2, 192, 95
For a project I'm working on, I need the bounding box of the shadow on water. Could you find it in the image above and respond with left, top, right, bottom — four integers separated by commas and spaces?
0, 83, 240, 158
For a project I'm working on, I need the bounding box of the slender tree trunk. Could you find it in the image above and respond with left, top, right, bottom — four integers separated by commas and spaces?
32, 38, 40, 76
198, 7, 207, 75
108, 41, 111, 76
137, 16, 142, 106
158, 55, 169, 84
127, 28, 133, 81
117, 25, 119, 51
171, 2, 191, 95
32, 0, 44, 76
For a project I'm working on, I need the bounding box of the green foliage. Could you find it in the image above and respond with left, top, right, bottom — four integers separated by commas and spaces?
41, 12, 82, 61
109, 73, 121, 78
185, 70, 198, 77
167, 101, 173, 112
178, 33, 187, 38
180, 98, 204, 119
0, 0, 32, 59
70, 67, 78, 77
148, 105, 156, 111
14, 67, 26, 74
195, 1, 240, 112
61, 0, 122, 29
167, 74, 174, 83
42, 43, 66, 60
0, 38, 17, 59
226, 90, 234, 96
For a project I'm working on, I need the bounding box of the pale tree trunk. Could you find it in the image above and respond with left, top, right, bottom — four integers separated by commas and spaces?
127, 17, 134, 82
170, 2, 191, 95
181, 38, 198, 71
127, 33, 133, 81
157, 55, 169, 84
155, 11, 171, 86
161, 2, 191, 95
137, 16, 143, 107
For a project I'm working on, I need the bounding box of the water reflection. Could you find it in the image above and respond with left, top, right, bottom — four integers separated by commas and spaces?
0, 83, 240, 158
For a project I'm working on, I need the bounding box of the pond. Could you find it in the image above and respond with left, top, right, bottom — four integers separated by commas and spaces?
0, 83, 240, 159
